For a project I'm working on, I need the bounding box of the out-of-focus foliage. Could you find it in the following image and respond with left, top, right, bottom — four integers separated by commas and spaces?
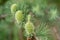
0, 0, 60, 40
0, 0, 8, 5
36, 23, 54, 40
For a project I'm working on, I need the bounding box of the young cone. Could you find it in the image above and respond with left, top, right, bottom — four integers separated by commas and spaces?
11, 4, 17, 13
15, 10, 23, 24
25, 15, 34, 36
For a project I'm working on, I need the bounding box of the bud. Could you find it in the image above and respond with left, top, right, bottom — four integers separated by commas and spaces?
11, 4, 17, 13
27, 15, 31, 21
15, 10, 23, 24
25, 15, 34, 35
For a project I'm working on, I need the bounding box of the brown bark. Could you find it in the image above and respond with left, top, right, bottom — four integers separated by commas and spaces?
19, 28, 24, 40
52, 26, 60, 40
27, 37, 36, 40
0, 14, 7, 20
27, 35, 36, 40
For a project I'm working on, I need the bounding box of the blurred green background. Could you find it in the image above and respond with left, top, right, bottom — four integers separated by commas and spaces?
0, 0, 60, 40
